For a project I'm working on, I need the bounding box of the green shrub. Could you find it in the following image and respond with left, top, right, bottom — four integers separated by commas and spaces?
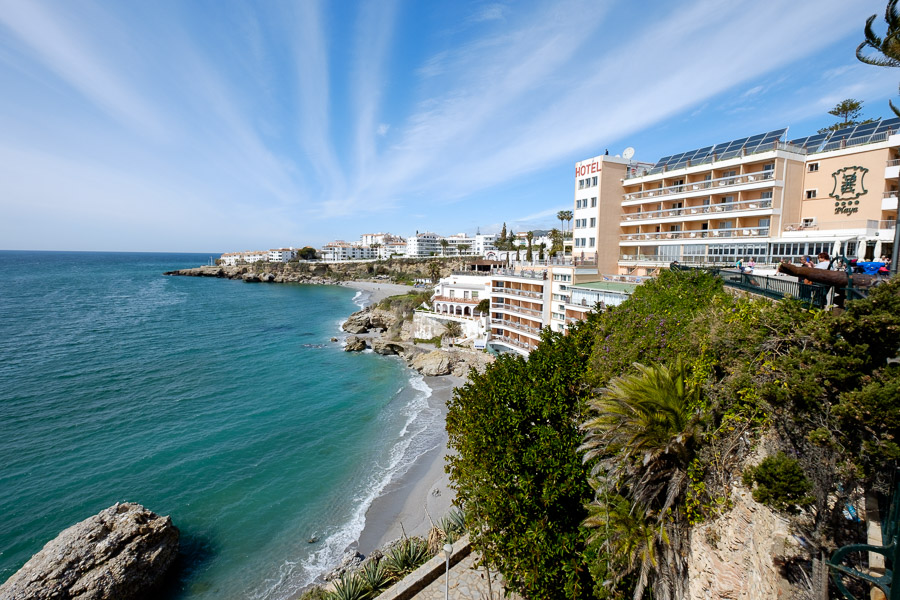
327, 572, 371, 600
414, 336, 441, 348
382, 537, 430, 580
298, 586, 329, 600
742, 453, 814, 514
358, 560, 392, 596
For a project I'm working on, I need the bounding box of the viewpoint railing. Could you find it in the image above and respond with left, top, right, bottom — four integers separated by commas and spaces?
669, 263, 830, 308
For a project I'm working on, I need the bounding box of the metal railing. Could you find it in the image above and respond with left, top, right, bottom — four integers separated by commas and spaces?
622, 199, 772, 222
624, 142, 800, 180
670, 263, 831, 308
784, 219, 888, 232
621, 226, 770, 241
491, 303, 543, 318
885, 190, 899, 198
490, 335, 533, 350
887, 158, 900, 167
491, 268, 547, 280
490, 318, 543, 336
624, 170, 775, 198
492, 286, 543, 300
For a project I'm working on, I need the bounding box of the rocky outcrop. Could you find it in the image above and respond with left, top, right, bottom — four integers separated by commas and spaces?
688, 484, 801, 599
340, 307, 402, 335
344, 336, 367, 352
323, 550, 365, 582
411, 351, 453, 376
371, 339, 404, 355
342, 310, 371, 334
0, 503, 179, 600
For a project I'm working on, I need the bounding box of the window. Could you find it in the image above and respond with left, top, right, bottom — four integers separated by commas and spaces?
808, 163, 819, 172
592, 176, 598, 186
761, 191, 773, 199
472, 291, 479, 299
589, 237, 595, 247
763, 163, 774, 171
449, 290, 455, 298
590, 217, 596, 227
591, 197, 597, 207
805, 189, 817, 199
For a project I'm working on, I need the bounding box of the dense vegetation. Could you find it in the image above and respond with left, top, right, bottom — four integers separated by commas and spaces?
446, 269, 900, 599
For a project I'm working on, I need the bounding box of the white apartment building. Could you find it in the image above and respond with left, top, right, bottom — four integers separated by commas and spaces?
321, 241, 376, 262
268, 248, 297, 263
443, 233, 478, 256
406, 232, 442, 257
378, 241, 408, 259
474, 233, 498, 255
219, 250, 269, 266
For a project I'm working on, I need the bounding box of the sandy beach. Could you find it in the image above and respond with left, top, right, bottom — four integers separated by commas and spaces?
340, 280, 419, 306
338, 280, 462, 554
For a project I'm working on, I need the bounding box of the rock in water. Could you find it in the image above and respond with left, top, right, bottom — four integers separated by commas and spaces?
0, 502, 179, 600
344, 336, 367, 352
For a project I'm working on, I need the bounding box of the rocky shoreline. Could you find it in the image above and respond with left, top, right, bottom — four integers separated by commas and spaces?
340, 304, 493, 378
164, 265, 335, 284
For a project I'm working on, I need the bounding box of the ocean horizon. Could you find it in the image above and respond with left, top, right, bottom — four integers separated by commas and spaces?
0, 250, 442, 599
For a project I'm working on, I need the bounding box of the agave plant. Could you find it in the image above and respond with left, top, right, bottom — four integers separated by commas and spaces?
440, 508, 466, 541
327, 573, 371, 600
358, 559, 392, 596
382, 537, 430, 580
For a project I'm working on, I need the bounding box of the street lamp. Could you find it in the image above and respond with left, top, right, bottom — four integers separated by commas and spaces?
443, 542, 454, 600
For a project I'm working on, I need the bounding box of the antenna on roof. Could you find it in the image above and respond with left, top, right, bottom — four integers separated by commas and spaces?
622, 147, 635, 160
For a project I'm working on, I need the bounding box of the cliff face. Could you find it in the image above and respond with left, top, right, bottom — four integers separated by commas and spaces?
165, 257, 470, 283
0, 503, 179, 600
688, 484, 802, 599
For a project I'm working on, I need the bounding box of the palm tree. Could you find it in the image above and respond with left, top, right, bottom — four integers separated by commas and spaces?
443, 320, 463, 340
563, 211, 573, 238
440, 239, 449, 256
580, 358, 701, 600
457, 244, 470, 256
427, 261, 442, 283
557, 210, 568, 236
857, 0, 900, 116
526, 231, 534, 262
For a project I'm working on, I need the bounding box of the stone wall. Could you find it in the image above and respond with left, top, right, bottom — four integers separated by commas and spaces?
688, 484, 800, 599
412, 312, 486, 341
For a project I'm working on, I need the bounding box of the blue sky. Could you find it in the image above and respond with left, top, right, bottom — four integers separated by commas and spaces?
0, 0, 897, 252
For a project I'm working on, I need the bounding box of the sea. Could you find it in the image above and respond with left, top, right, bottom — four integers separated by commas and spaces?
0, 251, 443, 599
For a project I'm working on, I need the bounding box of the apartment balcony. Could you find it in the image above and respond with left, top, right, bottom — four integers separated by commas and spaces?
623, 170, 775, 203
490, 318, 543, 337
491, 303, 543, 318
621, 199, 772, 224
619, 255, 709, 265
782, 219, 896, 236
432, 295, 479, 304
887, 159, 900, 180
491, 286, 543, 300
883, 190, 899, 211
490, 334, 534, 352
620, 227, 770, 243
492, 268, 548, 280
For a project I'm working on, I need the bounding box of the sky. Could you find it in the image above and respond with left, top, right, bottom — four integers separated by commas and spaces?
0, 0, 897, 253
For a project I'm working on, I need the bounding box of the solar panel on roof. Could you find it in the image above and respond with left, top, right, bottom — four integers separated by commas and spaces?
875, 117, 900, 134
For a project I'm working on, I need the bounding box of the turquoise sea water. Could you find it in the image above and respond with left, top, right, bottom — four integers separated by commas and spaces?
0, 251, 441, 599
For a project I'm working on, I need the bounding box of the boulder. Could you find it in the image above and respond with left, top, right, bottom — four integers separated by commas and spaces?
0, 502, 179, 600
242, 273, 260, 283
371, 339, 404, 356
344, 336, 367, 352
411, 350, 452, 376
260, 273, 276, 283
323, 550, 365, 582
342, 309, 371, 334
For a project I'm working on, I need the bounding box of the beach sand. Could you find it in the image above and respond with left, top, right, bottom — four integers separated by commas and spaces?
356, 374, 461, 554
338, 280, 460, 554
341, 281, 419, 306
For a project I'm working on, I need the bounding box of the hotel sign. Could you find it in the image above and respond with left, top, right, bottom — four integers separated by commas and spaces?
575, 161, 602, 177
830, 166, 868, 216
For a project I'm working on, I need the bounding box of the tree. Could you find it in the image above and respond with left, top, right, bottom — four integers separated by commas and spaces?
440, 239, 449, 256
564, 211, 574, 237
550, 228, 563, 256
499, 223, 508, 249
446, 317, 601, 598
581, 359, 701, 599
526, 231, 534, 262
443, 320, 463, 340
298, 246, 318, 260
427, 261, 442, 283
857, 0, 900, 116
537, 242, 546, 260
557, 210, 568, 236
457, 244, 470, 256
817, 99, 869, 133
474, 298, 490, 315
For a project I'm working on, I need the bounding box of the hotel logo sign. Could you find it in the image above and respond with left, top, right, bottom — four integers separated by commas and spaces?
830, 166, 868, 215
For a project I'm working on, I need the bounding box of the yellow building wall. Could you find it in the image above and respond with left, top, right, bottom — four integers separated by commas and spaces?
799, 147, 889, 225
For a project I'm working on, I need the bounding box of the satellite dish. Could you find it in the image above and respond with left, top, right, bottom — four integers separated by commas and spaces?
622, 147, 635, 160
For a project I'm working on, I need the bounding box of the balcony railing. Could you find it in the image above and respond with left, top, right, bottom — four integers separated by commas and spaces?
622, 199, 772, 222
432, 295, 479, 304
490, 334, 533, 350
784, 219, 892, 232
491, 286, 543, 300
619, 255, 710, 264
884, 190, 898, 198
491, 268, 548, 280
887, 158, 900, 167
621, 226, 770, 241
491, 303, 543, 318
623, 170, 775, 201
491, 318, 543, 336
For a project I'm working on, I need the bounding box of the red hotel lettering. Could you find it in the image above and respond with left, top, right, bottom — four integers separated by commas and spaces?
575, 162, 602, 178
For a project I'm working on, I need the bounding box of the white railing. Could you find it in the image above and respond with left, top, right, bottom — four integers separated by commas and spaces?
884, 190, 898, 198
622, 199, 772, 222
491, 318, 543, 335
491, 303, 543, 318
887, 159, 900, 167
621, 227, 770, 241
623, 170, 775, 201
619, 255, 708, 264
784, 220, 888, 232
492, 286, 543, 300
491, 268, 547, 280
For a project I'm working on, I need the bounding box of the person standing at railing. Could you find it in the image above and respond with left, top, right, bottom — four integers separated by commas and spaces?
815, 252, 831, 269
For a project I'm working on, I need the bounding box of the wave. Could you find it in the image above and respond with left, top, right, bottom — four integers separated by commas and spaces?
250, 371, 441, 600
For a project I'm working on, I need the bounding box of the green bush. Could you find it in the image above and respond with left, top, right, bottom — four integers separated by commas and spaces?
382, 537, 430, 580
327, 573, 371, 600
742, 453, 814, 514
414, 336, 441, 348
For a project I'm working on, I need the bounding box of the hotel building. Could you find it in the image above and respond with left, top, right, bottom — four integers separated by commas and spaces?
607, 119, 899, 275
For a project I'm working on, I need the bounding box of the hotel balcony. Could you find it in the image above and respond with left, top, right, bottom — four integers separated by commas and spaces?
491, 286, 543, 300
883, 190, 899, 211
887, 158, 900, 180
782, 219, 896, 237
432, 295, 479, 304
620, 226, 770, 244
621, 199, 773, 225
490, 318, 543, 338
623, 170, 776, 205
491, 302, 543, 318
490, 334, 535, 353
619, 255, 711, 266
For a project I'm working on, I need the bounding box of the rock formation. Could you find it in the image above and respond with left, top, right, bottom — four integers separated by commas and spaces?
344, 336, 367, 352
411, 350, 453, 376
0, 503, 179, 600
